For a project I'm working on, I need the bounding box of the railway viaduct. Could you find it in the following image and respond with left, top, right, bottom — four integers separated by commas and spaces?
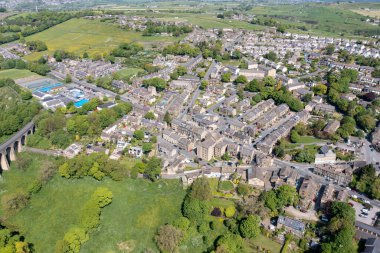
0, 122, 35, 172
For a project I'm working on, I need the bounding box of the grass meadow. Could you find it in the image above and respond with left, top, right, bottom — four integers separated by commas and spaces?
0, 69, 40, 80
23, 18, 182, 61
0, 152, 185, 253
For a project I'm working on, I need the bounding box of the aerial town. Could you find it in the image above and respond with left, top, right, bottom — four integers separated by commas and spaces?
1, 1, 380, 253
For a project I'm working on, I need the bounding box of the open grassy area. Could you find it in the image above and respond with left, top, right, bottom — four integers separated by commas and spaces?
297, 136, 325, 144
114, 67, 144, 80
1, 154, 185, 253
250, 3, 380, 38
0, 69, 40, 80
9, 177, 185, 253
249, 234, 282, 253
23, 18, 182, 61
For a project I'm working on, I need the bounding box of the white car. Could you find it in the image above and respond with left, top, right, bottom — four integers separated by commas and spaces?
352, 195, 358, 199
364, 200, 370, 204
361, 208, 369, 214
359, 213, 368, 218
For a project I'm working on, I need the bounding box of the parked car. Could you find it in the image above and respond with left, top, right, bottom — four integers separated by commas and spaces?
359, 213, 368, 218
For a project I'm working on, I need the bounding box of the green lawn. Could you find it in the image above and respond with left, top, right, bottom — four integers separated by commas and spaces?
249, 234, 282, 253
114, 67, 144, 80
0, 69, 40, 80
297, 136, 325, 144
24, 18, 182, 61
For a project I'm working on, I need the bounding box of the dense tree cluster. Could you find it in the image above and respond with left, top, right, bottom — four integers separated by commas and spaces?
0, 223, 32, 253
0, 56, 50, 76
0, 79, 41, 139
142, 21, 193, 36
261, 185, 299, 215
111, 42, 144, 58
26, 40, 48, 52
163, 43, 200, 57
350, 164, 380, 200
246, 78, 304, 112
321, 202, 357, 253
59, 153, 128, 181
326, 69, 377, 133
142, 77, 167, 92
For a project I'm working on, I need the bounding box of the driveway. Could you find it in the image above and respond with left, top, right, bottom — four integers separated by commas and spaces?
284, 206, 318, 221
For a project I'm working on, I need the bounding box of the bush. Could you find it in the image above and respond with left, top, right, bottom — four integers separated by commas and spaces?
225, 206, 236, 218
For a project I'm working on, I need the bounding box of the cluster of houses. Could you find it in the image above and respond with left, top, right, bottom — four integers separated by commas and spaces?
50, 59, 122, 80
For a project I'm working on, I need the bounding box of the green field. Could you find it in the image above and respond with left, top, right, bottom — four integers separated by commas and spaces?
0, 69, 40, 80
1, 153, 185, 253
114, 67, 144, 80
250, 4, 379, 38
297, 136, 325, 144
249, 234, 282, 253
24, 18, 182, 61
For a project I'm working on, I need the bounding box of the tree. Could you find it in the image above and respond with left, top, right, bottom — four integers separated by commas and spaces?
200, 80, 208, 90
144, 111, 155, 120
372, 69, 380, 78
142, 77, 167, 91
290, 130, 300, 143
133, 130, 144, 140
294, 149, 315, 163
276, 185, 298, 207
239, 215, 261, 239
91, 187, 113, 208
237, 183, 251, 197
173, 217, 190, 231
221, 153, 231, 161
145, 157, 162, 181
142, 142, 153, 154
234, 75, 248, 84
190, 177, 212, 201
155, 225, 183, 253
225, 206, 236, 218
215, 233, 244, 253
357, 114, 376, 132
65, 74, 72, 84
61, 227, 89, 253
164, 111, 172, 126
325, 44, 335, 55
182, 197, 209, 221
312, 84, 327, 95
264, 51, 277, 62
221, 72, 231, 83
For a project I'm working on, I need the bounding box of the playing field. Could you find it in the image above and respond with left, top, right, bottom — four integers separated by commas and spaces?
24, 18, 182, 61
0, 69, 40, 80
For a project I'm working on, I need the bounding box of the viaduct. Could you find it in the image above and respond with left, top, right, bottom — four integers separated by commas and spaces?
0, 121, 35, 173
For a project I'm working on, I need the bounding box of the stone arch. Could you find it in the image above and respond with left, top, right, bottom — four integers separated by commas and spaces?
21, 134, 26, 145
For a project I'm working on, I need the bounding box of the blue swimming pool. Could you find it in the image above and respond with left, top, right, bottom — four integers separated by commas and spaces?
38, 83, 63, 92
74, 99, 89, 108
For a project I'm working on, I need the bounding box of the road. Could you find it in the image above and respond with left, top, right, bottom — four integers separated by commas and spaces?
252, 113, 294, 146
179, 87, 201, 119
0, 121, 34, 152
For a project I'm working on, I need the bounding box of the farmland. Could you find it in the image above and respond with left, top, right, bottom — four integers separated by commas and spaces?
250, 3, 380, 38
23, 18, 182, 61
